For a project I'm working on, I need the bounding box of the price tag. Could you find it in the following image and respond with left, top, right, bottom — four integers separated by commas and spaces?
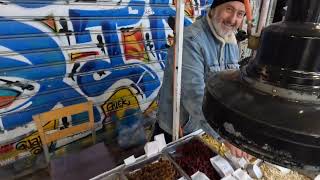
210, 155, 234, 177
154, 134, 167, 151
144, 141, 159, 157
124, 155, 136, 166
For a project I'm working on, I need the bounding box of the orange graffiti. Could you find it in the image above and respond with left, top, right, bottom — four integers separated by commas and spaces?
121, 27, 148, 62
70, 51, 99, 62
40, 15, 58, 32
185, 0, 195, 18
0, 88, 20, 109
172, 0, 195, 18
0, 96, 17, 109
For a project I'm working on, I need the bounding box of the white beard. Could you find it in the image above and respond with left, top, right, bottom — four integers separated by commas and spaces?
212, 19, 235, 38
211, 10, 237, 39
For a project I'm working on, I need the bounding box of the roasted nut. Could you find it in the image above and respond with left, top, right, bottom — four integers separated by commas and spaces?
126, 159, 179, 180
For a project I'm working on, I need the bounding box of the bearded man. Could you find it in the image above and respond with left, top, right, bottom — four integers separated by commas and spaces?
157, 0, 250, 158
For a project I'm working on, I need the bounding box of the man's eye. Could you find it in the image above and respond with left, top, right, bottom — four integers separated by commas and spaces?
226, 7, 233, 13
237, 12, 245, 18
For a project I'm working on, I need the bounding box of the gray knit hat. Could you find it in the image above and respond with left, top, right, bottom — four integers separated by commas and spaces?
210, 0, 245, 9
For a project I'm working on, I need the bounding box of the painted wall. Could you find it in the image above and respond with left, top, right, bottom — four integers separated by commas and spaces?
0, 0, 215, 171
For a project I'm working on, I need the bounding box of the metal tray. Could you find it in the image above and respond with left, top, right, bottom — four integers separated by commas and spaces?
165, 135, 219, 154
98, 172, 127, 180
165, 136, 222, 180
123, 153, 189, 180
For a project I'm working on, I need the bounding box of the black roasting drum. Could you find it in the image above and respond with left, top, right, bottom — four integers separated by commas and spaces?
203, 0, 320, 176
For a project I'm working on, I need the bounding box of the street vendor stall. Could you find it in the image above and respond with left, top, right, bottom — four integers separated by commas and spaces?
92, 0, 320, 179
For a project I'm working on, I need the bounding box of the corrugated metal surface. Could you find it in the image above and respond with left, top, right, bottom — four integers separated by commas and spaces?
0, 0, 213, 169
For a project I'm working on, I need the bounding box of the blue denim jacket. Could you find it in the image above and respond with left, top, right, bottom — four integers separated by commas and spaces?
158, 13, 240, 135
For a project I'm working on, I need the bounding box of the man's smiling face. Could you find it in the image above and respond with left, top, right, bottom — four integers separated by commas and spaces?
212, 1, 245, 37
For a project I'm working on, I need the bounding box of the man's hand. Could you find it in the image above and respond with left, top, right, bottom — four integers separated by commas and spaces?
224, 142, 253, 160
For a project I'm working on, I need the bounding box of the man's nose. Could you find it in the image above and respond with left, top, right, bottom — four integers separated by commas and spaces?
228, 12, 238, 24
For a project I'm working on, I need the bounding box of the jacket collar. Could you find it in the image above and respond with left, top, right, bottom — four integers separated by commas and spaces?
206, 9, 238, 45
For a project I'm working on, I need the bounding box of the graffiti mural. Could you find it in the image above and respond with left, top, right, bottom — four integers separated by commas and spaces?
0, 119, 58, 166
0, 0, 262, 173
0, 0, 201, 169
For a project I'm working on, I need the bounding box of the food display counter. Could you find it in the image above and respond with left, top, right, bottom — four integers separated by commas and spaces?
91, 130, 311, 180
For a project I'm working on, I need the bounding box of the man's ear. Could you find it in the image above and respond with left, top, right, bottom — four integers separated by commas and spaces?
209, 8, 215, 19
